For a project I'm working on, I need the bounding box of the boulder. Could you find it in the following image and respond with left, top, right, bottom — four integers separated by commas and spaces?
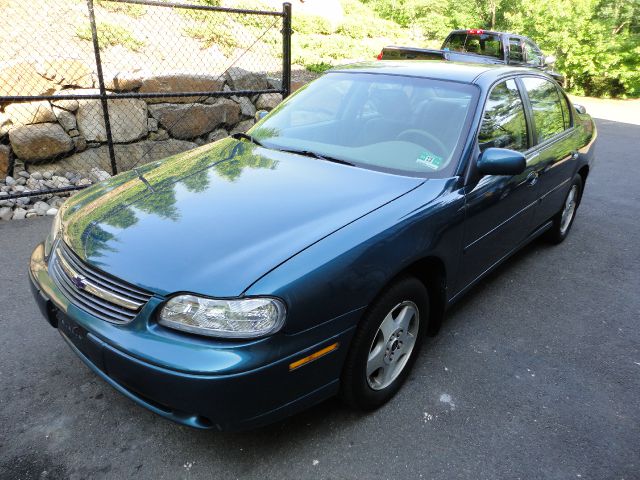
0, 145, 9, 177
50, 92, 79, 112
256, 93, 282, 111
0, 62, 58, 97
207, 129, 228, 143
8, 123, 74, 162
234, 96, 256, 117
76, 96, 148, 143
12, 208, 27, 220
4, 101, 57, 126
104, 70, 143, 92
0, 206, 12, 221
0, 112, 11, 138
148, 100, 240, 139
36, 58, 94, 88
230, 119, 255, 135
31, 139, 198, 174
52, 107, 77, 131
225, 67, 269, 91
139, 73, 224, 103
33, 201, 50, 216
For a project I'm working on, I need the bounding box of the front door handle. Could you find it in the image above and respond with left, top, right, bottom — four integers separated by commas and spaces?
526, 171, 539, 186
571, 151, 580, 160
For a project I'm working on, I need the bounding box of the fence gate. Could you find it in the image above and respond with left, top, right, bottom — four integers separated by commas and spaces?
0, 0, 291, 214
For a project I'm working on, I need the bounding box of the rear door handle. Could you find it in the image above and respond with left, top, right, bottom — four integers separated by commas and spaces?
571, 151, 579, 160
526, 171, 538, 186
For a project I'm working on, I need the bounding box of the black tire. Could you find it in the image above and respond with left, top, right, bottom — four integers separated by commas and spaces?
546, 174, 583, 244
340, 276, 429, 410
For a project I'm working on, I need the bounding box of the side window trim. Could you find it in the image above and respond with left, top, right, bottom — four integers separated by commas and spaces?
514, 76, 536, 148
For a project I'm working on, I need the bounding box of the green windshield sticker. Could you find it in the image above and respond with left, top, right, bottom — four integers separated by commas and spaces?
416, 151, 444, 170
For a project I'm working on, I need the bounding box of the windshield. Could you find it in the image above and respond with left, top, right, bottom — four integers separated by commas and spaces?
249, 72, 477, 177
443, 32, 503, 59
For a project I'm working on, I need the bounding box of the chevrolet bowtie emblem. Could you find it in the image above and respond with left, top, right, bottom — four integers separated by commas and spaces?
70, 274, 87, 290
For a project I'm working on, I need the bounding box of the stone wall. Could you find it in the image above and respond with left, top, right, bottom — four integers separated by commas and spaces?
0, 62, 283, 179
0, 62, 283, 220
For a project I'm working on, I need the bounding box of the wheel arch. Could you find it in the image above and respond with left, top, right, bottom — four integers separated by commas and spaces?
365, 256, 447, 337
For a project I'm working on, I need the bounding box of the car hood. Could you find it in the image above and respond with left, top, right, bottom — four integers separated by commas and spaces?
60, 139, 424, 296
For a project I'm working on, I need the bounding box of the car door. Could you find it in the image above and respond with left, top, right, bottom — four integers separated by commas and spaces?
519, 76, 578, 227
457, 78, 539, 291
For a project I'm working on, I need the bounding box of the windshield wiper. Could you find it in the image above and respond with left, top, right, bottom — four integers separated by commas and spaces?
276, 148, 355, 166
231, 132, 264, 147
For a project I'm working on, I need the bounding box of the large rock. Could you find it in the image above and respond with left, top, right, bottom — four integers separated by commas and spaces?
8, 123, 73, 162
4, 101, 57, 126
225, 67, 269, 91
139, 73, 224, 103
0, 112, 11, 138
50, 91, 79, 112
36, 58, 94, 88
76, 95, 148, 143
256, 93, 282, 111
52, 107, 77, 131
0, 145, 9, 177
148, 100, 240, 139
0, 61, 58, 97
104, 70, 144, 92
31, 139, 198, 174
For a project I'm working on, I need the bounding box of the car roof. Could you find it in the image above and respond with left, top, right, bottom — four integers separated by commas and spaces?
330, 60, 545, 85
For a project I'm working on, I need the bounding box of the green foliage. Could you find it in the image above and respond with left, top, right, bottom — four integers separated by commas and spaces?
293, 15, 334, 35
97, 0, 146, 18
76, 22, 144, 51
184, 19, 240, 55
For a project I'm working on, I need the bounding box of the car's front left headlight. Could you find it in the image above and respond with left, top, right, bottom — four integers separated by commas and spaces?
158, 295, 286, 339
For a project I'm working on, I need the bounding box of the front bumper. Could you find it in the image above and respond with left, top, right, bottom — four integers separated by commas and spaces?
29, 242, 358, 430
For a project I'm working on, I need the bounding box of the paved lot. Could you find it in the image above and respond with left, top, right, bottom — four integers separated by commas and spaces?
1, 119, 639, 480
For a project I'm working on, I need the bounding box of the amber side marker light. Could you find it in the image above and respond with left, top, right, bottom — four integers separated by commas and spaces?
289, 342, 339, 371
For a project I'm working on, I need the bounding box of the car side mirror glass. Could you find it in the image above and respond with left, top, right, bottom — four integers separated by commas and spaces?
573, 104, 587, 114
544, 54, 556, 66
477, 148, 526, 176
255, 110, 269, 122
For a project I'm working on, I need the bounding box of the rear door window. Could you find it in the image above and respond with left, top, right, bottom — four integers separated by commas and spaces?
478, 79, 528, 152
521, 77, 566, 143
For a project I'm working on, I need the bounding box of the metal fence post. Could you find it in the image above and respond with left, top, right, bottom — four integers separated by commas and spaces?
86, 0, 118, 175
282, 2, 292, 98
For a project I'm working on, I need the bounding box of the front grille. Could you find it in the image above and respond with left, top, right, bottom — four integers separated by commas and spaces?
49, 241, 153, 324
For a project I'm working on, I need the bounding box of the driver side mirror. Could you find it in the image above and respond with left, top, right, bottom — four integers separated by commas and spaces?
544, 54, 556, 67
477, 148, 526, 176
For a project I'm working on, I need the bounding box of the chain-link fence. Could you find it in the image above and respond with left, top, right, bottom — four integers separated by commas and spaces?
0, 0, 291, 215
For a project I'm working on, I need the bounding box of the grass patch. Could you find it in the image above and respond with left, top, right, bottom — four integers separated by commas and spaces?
97, 0, 146, 18
76, 22, 145, 51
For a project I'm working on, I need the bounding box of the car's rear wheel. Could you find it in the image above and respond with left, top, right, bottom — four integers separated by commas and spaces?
546, 174, 583, 244
340, 277, 429, 410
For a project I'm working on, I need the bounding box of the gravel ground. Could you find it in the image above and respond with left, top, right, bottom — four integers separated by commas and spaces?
0, 118, 639, 480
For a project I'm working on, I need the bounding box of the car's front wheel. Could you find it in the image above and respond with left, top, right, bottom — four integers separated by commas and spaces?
340, 277, 429, 410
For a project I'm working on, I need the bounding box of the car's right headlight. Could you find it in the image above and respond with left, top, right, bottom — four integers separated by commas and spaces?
45, 207, 63, 257
158, 295, 286, 339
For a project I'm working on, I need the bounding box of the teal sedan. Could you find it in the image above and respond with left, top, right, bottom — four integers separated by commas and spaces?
29, 62, 596, 430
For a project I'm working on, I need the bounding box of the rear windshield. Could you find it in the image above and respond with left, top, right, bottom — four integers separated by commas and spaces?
443, 32, 503, 59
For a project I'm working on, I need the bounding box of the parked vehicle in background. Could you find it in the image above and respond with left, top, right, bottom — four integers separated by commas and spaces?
29, 62, 594, 431
379, 29, 564, 84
